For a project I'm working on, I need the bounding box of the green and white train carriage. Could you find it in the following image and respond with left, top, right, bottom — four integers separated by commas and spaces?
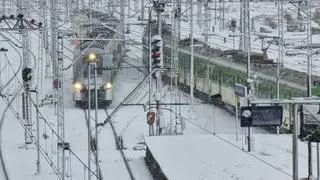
162, 45, 308, 132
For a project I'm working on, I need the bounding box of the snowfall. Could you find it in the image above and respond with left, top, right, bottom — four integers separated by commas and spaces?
1, 0, 320, 180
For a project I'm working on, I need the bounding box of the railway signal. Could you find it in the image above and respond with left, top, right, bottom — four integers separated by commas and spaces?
151, 35, 163, 69
22, 67, 32, 83
153, 0, 166, 12
147, 111, 155, 125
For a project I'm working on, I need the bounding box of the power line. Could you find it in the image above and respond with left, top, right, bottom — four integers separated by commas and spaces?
181, 112, 293, 177
0, 59, 99, 178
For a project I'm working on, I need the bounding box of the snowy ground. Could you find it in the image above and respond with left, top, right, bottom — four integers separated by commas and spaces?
145, 135, 292, 180
1, 1, 320, 180
175, 1, 320, 75
145, 133, 320, 180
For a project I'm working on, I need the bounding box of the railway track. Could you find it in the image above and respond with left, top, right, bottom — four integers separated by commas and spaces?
81, 107, 135, 180
0, 101, 13, 180
0, 38, 24, 180
82, 109, 103, 179
104, 109, 135, 180
0, 86, 23, 180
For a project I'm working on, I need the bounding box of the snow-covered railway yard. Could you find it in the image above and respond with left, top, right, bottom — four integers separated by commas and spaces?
1, 0, 320, 180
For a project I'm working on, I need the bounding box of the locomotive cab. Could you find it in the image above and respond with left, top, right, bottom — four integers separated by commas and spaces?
72, 41, 114, 108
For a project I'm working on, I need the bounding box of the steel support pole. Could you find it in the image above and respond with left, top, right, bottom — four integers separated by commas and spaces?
141, 0, 144, 20
204, 0, 209, 46
293, 104, 299, 180
120, 0, 125, 59
277, 0, 282, 134
307, 2, 313, 177
148, 7, 153, 136
235, 96, 239, 140
310, 141, 314, 179
156, 98, 160, 136
277, 1, 281, 100
233, 37, 235, 50
44, 0, 50, 79
0, 51, 2, 86
88, 65, 91, 180
222, 0, 225, 29
51, 0, 56, 80
190, 0, 194, 107
276, 0, 281, 135
174, 3, 180, 134
280, 0, 284, 65
89, 0, 92, 33
276, 56, 280, 135
246, 0, 252, 152
212, 103, 216, 135
239, 1, 242, 50
94, 62, 99, 179
127, 0, 130, 33
36, 90, 40, 174
155, 8, 162, 136
247, 126, 251, 152
214, 0, 217, 25
170, 10, 174, 134
56, 34, 66, 179
317, 143, 320, 180
178, 0, 181, 41
158, 12, 161, 36
307, 54, 311, 97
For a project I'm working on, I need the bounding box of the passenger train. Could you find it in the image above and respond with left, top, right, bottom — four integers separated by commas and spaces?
72, 10, 123, 108
142, 22, 320, 133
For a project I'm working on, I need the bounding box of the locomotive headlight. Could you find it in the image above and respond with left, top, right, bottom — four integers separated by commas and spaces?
74, 82, 83, 90
104, 82, 112, 89
88, 52, 97, 62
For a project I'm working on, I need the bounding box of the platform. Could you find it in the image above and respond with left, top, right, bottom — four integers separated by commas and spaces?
144, 135, 292, 180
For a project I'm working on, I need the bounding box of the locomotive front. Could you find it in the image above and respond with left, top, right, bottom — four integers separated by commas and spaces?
72, 41, 113, 108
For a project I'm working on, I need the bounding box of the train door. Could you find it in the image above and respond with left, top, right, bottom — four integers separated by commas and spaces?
207, 65, 214, 94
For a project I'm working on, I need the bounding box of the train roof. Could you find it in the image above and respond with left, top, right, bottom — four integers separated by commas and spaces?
78, 10, 120, 45
181, 43, 320, 88
79, 41, 105, 51
142, 21, 319, 89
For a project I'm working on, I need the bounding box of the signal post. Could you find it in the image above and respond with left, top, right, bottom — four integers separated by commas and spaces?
151, 35, 163, 136
152, 0, 165, 136
248, 97, 320, 180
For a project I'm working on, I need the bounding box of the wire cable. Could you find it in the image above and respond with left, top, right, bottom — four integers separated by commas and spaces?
181, 112, 293, 177
3, 67, 99, 177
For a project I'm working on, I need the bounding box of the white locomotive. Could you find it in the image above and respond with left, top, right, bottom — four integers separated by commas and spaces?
72, 11, 123, 108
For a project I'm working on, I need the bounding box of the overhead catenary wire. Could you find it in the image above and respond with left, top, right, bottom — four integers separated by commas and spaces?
0, 50, 23, 180
1, 63, 99, 178
0, 32, 37, 70
104, 110, 135, 180
1, 0, 145, 178
0, 44, 22, 95
0, 89, 64, 180
174, 109, 293, 178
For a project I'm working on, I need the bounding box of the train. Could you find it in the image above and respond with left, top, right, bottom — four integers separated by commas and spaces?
142, 21, 320, 133
72, 10, 123, 108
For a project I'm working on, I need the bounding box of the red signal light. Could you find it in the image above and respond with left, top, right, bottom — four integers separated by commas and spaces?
153, 51, 161, 57
147, 112, 155, 125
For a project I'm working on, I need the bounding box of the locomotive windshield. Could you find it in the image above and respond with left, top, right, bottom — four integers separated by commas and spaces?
83, 56, 103, 76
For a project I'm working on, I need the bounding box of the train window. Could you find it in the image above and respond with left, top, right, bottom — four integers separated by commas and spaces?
82, 55, 104, 76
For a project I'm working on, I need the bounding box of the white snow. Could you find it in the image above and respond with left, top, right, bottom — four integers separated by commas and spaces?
1, 1, 320, 180
145, 135, 291, 180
